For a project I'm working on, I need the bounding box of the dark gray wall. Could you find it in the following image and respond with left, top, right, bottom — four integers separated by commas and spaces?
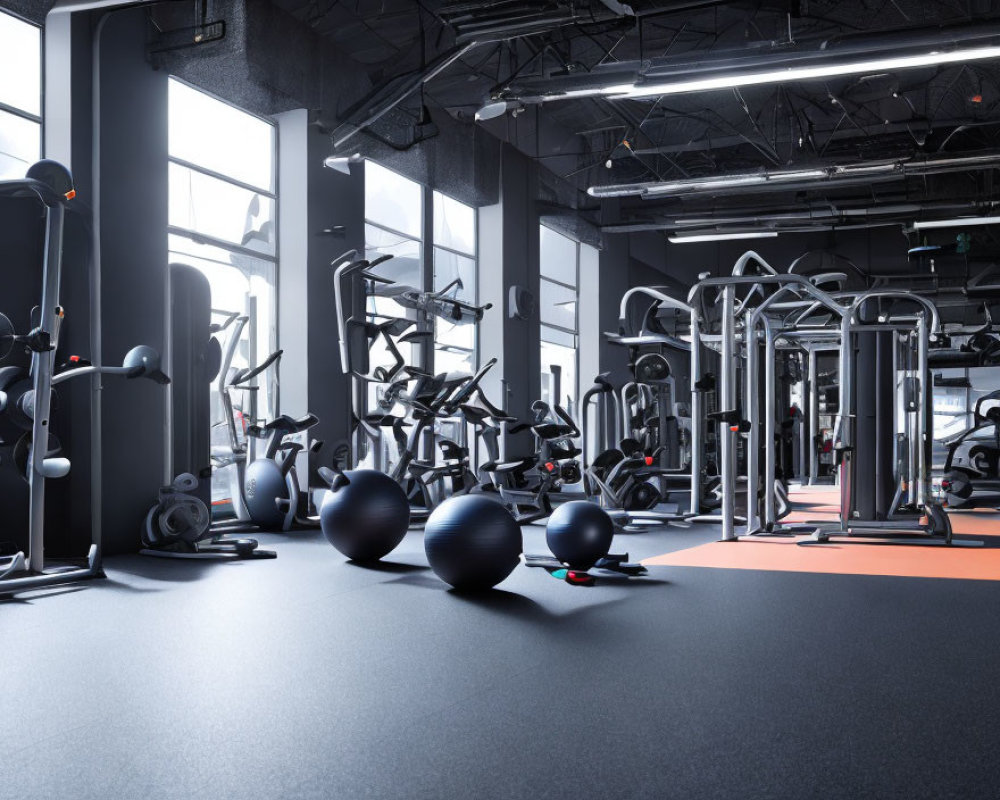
305, 128, 362, 462
497, 144, 543, 429
96, 7, 168, 553
154, 0, 503, 211
478, 144, 543, 455
594, 233, 632, 391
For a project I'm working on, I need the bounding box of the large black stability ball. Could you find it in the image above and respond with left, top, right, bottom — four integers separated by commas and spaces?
321, 469, 410, 561
546, 501, 614, 569
424, 495, 522, 591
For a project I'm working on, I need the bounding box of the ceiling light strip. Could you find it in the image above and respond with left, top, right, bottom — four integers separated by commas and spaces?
912, 216, 1000, 230
668, 231, 779, 244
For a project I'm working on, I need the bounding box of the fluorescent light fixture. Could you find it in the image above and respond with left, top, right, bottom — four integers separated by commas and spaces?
641, 168, 829, 197
913, 216, 1000, 230
323, 153, 362, 174
489, 40, 1000, 118
669, 231, 779, 244
618, 46, 1000, 99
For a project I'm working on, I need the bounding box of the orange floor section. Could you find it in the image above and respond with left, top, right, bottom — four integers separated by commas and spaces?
647, 489, 1000, 580
788, 488, 840, 505
643, 534, 1000, 581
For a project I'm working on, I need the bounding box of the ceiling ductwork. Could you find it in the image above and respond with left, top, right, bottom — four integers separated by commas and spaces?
259, 0, 1000, 236
603, 198, 1000, 237
439, 1, 634, 44
587, 153, 1000, 199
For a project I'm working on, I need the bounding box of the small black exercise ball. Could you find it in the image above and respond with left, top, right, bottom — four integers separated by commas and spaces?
320, 470, 410, 561
546, 501, 614, 569
424, 495, 522, 591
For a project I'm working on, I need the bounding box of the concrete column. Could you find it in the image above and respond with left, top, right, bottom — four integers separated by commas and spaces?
305, 126, 363, 466
595, 235, 632, 388
578, 243, 601, 400
477, 143, 541, 454
96, 8, 169, 552
274, 109, 312, 490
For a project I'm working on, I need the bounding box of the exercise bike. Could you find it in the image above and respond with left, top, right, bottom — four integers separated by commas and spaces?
473, 399, 585, 523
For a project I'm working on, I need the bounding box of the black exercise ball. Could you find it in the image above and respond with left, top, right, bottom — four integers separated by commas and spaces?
244, 459, 291, 529
424, 495, 522, 590
320, 469, 410, 561
546, 501, 614, 569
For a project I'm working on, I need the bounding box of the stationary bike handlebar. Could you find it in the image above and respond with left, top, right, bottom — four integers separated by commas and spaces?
332, 249, 365, 374
440, 358, 498, 414
553, 404, 581, 438
974, 389, 1000, 424
231, 349, 283, 387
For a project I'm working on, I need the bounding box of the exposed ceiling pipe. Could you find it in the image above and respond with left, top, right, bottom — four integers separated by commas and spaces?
441, 1, 632, 44
602, 200, 993, 233
587, 152, 1000, 199
596, 0, 635, 16
669, 221, 906, 238
674, 201, 983, 228
330, 41, 479, 150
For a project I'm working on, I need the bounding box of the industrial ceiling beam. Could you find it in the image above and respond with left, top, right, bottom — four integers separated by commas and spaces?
476, 21, 1000, 114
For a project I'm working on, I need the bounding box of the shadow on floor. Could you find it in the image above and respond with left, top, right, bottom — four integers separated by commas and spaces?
344, 559, 431, 574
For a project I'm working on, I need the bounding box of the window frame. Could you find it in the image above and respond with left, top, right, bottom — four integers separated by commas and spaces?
0, 8, 43, 178
363, 162, 481, 377
431, 188, 479, 376
167, 75, 280, 421
167, 75, 279, 268
539, 223, 581, 412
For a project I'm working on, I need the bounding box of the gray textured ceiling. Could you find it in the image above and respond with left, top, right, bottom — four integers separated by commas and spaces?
259, 0, 1000, 235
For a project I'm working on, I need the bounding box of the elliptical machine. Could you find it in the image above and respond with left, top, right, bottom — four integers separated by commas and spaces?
211, 312, 321, 532
333, 249, 492, 456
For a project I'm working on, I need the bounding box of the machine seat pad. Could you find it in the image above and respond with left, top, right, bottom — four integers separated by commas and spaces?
363, 413, 409, 427
403, 365, 434, 379
263, 413, 319, 434
483, 456, 537, 474
548, 445, 581, 460
533, 423, 577, 439
407, 461, 438, 477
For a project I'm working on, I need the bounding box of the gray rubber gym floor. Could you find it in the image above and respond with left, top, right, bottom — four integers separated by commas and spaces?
5, 521, 1000, 800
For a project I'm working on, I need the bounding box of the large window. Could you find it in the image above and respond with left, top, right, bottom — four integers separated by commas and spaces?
432, 190, 478, 375
539, 225, 580, 416
364, 161, 425, 374
363, 162, 479, 376
363, 163, 479, 473
168, 79, 278, 505
0, 11, 41, 180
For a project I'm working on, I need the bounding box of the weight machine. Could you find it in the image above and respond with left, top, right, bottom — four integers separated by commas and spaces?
0, 161, 169, 595
688, 250, 974, 547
